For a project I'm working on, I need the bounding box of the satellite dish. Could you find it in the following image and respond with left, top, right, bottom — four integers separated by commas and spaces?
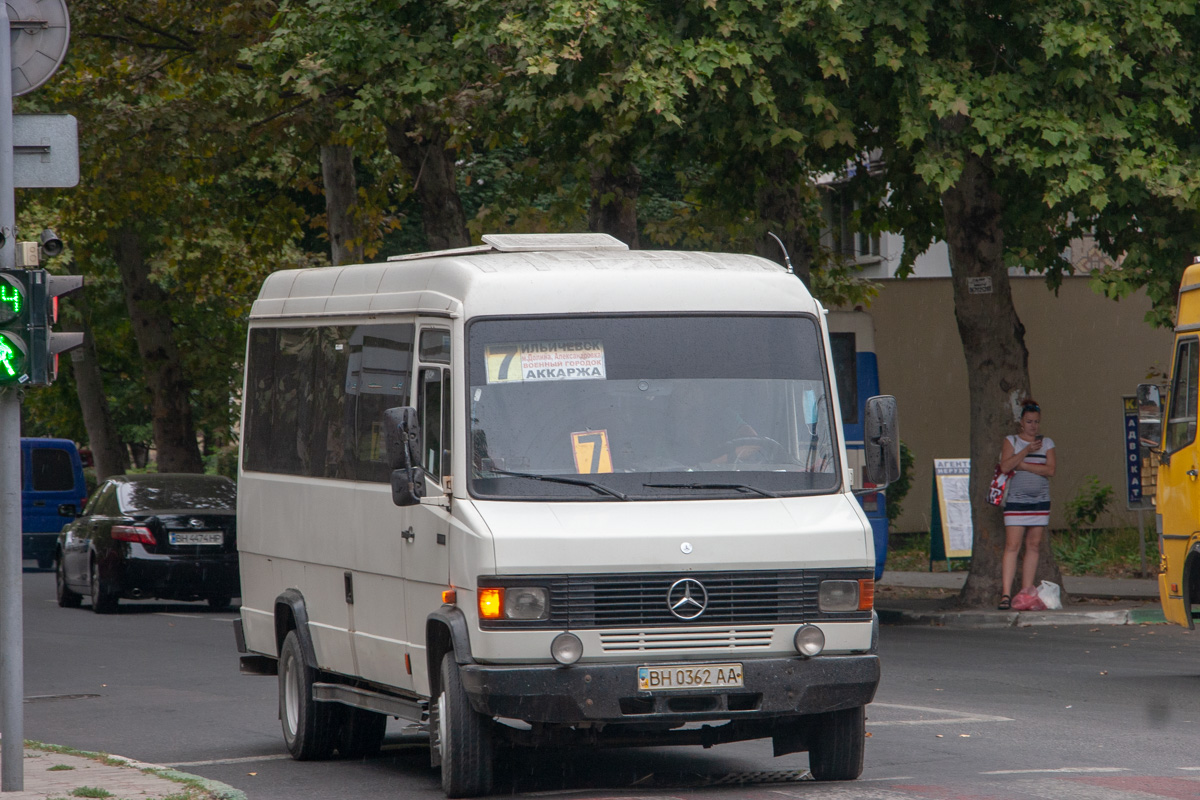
7, 0, 69, 96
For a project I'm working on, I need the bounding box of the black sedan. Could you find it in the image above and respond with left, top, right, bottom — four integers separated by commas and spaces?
56, 473, 239, 613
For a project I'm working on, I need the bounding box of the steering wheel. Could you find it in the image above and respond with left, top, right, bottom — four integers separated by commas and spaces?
721, 436, 787, 465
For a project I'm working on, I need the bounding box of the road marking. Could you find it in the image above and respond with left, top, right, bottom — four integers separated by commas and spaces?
169, 753, 294, 767
981, 767, 1130, 775
869, 702, 1013, 726
1179, 767, 1200, 770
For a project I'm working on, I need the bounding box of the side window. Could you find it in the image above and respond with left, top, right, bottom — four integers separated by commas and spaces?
417, 328, 452, 483
1166, 338, 1199, 454
243, 323, 415, 482
31, 447, 75, 492
828, 332, 858, 425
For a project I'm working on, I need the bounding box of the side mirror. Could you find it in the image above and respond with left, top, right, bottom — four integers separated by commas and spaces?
57, 503, 76, 518
1137, 383, 1163, 450
863, 395, 900, 487
383, 406, 425, 507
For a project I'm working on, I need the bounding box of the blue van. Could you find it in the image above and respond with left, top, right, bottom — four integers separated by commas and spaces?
22, 438, 87, 569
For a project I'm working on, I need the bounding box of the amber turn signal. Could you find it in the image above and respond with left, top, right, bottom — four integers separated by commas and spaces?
478, 587, 503, 619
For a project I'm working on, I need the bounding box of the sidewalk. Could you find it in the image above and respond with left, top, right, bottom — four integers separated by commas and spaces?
0, 742, 244, 800
876, 570, 1167, 628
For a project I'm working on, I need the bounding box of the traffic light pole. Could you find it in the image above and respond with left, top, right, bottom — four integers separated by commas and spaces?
0, 2, 24, 790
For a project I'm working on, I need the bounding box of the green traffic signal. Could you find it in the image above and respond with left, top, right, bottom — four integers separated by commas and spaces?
0, 331, 24, 380
0, 281, 21, 324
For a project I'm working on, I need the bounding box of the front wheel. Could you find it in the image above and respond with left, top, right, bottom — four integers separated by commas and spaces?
431, 652, 494, 797
56, 557, 81, 609
808, 705, 865, 781
279, 630, 336, 760
90, 561, 118, 614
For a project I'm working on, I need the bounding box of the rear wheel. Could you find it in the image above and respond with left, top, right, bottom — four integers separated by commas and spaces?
56, 557, 81, 608
431, 652, 494, 797
36, 553, 53, 570
279, 630, 336, 760
89, 561, 118, 614
337, 707, 387, 759
808, 705, 865, 781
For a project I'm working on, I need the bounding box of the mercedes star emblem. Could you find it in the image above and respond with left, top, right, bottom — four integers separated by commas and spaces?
667, 578, 708, 620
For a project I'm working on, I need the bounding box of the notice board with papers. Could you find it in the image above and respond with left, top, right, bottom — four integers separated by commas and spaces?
929, 458, 973, 570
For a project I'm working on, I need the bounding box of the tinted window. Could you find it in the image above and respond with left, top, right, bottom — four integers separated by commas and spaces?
829, 332, 858, 425
30, 447, 75, 491
243, 323, 414, 482
1166, 338, 1199, 454
117, 479, 236, 513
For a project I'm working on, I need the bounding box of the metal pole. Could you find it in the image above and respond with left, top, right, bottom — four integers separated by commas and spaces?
0, 2, 23, 790
1137, 507, 1147, 578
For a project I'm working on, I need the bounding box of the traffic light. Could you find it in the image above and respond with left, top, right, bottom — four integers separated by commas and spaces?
0, 269, 32, 385
29, 271, 83, 385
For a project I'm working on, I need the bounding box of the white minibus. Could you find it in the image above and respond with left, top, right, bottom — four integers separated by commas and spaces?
233, 233, 899, 796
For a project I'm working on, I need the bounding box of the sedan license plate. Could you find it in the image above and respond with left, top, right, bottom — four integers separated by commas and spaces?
169, 531, 223, 546
637, 663, 743, 692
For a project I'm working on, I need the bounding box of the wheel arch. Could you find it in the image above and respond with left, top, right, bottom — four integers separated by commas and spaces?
426, 607, 473, 699
1184, 544, 1200, 630
274, 589, 319, 667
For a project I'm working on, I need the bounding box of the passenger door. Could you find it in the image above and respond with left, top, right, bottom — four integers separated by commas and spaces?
1159, 336, 1200, 626
63, 482, 113, 585
405, 325, 453, 695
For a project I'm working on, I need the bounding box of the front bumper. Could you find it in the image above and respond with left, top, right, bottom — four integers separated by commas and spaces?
459, 653, 879, 724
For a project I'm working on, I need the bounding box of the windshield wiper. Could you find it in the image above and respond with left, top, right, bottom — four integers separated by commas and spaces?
488, 468, 628, 500
642, 482, 778, 498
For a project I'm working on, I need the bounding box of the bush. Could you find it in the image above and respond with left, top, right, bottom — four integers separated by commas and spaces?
1065, 475, 1114, 533
885, 441, 914, 524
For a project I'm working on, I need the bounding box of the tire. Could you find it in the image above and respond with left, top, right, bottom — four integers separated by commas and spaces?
337, 706, 387, 759
89, 560, 118, 614
279, 630, 337, 760
808, 705, 865, 781
56, 557, 81, 609
207, 595, 233, 611
432, 652, 494, 798
37, 553, 53, 570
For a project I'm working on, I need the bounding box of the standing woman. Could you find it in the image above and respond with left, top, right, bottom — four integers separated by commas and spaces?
997, 399, 1056, 610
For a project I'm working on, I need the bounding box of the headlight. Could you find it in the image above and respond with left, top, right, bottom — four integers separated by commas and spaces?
819, 580, 860, 611
478, 585, 550, 621
505, 586, 549, 620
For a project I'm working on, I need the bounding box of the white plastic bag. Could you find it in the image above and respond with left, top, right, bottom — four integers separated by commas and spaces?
1036, 580, 1062, 610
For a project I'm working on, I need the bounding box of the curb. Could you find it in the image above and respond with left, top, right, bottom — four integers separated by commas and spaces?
878, 606, 1167, 628
25, 742, 247, 800
107, 755, 249, 800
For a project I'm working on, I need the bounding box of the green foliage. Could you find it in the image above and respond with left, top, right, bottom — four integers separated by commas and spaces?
69, 788, 113, 798
1065, 475, 1115, 534
46, 764, 74, 772
1051, 524, 1153, 578
886, 442, 916, 525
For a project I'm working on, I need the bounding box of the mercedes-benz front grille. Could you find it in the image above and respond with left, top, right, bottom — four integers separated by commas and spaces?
477, 569, 872, 629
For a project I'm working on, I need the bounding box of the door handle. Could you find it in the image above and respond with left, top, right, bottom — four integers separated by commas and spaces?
401, 527, 415, 542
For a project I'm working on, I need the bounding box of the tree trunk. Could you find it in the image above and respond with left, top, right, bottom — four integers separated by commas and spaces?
383, 121, 470, 250
942, 156, 1065, 607
753, 152, 813, 286
112, 226, 205, 473
588, 161, 641, 249
320, 144, 363, 266
70, 287, 128, 480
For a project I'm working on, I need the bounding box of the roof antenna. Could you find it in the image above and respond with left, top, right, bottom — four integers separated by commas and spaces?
767, 232, 793, 274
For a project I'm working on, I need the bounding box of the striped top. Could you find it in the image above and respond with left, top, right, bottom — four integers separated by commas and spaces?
1005, 434, 1054, 505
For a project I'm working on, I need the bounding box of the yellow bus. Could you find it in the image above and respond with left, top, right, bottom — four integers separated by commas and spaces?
1143, 258, 1200, 627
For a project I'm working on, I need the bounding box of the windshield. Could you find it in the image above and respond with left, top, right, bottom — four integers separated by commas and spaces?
467, 315, 839, 500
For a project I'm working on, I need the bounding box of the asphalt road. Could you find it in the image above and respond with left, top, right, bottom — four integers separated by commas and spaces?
19, 565, 1200, 800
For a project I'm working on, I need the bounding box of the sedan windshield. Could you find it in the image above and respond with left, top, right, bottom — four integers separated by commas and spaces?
468, 315, 838, 500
